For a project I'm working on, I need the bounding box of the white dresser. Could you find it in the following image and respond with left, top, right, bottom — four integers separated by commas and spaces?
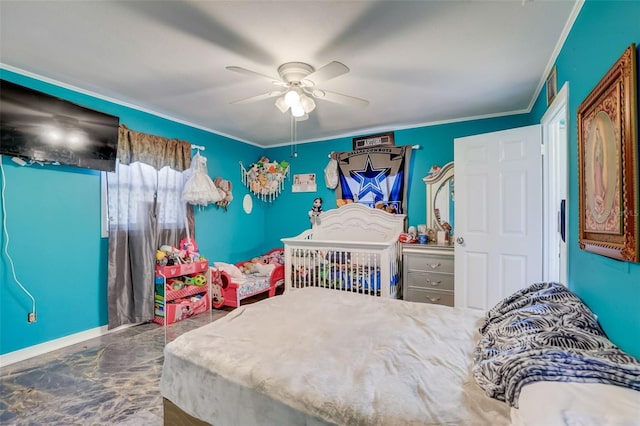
402, 244, 454, 306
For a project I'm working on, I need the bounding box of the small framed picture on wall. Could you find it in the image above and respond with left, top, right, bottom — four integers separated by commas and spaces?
292, 173, 317, 193
546, 66, 557, 106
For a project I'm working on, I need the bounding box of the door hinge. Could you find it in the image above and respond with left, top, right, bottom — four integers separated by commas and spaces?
541, 143, 545, 156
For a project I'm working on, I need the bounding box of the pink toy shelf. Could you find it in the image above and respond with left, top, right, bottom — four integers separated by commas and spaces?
154, 260, 210, 325
155, 260, 208, 278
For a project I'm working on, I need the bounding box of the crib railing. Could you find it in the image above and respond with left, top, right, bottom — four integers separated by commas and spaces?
284, 241, 401, 298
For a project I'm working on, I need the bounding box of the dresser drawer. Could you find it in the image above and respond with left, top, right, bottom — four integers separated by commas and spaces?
405, 288, 454, 307
406, 271, 454, 291
405, 253, 454, 273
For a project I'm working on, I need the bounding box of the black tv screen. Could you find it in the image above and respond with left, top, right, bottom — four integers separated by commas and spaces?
0, 79, 120, 172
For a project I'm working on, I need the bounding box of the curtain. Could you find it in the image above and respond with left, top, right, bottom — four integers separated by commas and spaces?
334, 145, 413, 214
106, 125, 193, 329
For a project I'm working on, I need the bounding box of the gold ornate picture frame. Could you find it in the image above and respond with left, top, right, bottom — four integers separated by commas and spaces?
577, 44, 638, 262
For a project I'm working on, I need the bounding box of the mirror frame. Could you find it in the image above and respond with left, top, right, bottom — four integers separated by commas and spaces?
423, 161, 454, 233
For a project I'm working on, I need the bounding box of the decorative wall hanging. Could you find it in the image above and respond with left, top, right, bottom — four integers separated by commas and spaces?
546, 66, 558, 106
335, 145, 413, 214
577, 43, 638, 262
214, 177, 233, 211
182, 151, 222, 206
352, 131, 395, 150
240, 156, 290, 202
292, 173, 317, 193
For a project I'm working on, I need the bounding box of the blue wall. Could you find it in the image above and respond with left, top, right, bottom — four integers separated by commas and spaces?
529, 0, 640, 358
0, 69, 267, 355
2, 0, 639, 359
262, 115, 531, 250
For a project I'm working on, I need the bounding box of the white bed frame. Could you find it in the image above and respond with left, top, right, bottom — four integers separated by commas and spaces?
281, 203, 406, 298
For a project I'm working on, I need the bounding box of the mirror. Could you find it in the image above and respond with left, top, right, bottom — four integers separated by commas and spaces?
423, 161, 454, 235
434, 176, 454, 230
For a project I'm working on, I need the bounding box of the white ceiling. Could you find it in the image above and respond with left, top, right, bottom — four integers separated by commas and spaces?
0, 0, 580, 148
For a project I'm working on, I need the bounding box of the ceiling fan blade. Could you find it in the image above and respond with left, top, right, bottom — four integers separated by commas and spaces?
230, 90, 284, 105
301, 61, 349, 87
226, 66, 287, 87
311, 89, 369, 108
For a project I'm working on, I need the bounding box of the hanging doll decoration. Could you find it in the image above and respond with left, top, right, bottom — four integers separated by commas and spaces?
309, 197, 323, 226
214, 177, 233, 211
182, 152, 222, 206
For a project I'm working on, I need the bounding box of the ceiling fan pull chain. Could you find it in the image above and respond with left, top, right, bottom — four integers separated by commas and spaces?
290, 116, 298, 158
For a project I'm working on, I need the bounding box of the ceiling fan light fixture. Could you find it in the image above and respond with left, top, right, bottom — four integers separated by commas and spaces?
275, 96, 289, 113
284, 89, 301, 108
291, 103, 305, 118
300, 95, 316, 113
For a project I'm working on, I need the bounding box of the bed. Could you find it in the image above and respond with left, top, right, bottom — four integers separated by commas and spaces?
281, 203, 406, 298
160, 283, 640, 426
161, 286, 511, 425
210, 248, 285, 309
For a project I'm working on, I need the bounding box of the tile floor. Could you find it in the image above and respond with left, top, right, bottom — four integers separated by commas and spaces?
0, 308, 229, 426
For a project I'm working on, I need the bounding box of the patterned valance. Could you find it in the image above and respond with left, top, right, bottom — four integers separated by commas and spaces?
117, 124, 191, 171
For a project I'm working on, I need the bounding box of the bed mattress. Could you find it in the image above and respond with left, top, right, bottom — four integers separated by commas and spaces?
160, 287, 511, 425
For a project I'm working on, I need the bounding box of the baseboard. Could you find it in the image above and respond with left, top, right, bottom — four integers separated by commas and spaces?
0, 323, 137, 368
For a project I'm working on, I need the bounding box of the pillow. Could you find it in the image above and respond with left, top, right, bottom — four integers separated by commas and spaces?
512, 382, 640, 426
213, 262, 244, 280
252, 263, 275, 277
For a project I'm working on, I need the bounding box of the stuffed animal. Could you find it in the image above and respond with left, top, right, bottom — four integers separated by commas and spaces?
214, 177, 233, 210
252, 262, 275, 276
309, 197, 323, 225
168, 278, 186, 290
159, 244, 186, 265
156, 250, 168, 266
179, 238, 201, 263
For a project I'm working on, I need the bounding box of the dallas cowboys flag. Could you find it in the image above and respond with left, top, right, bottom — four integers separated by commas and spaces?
335, 146, 412, 214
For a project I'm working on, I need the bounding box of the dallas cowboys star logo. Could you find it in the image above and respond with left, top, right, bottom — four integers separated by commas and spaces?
350, 156, 390, 200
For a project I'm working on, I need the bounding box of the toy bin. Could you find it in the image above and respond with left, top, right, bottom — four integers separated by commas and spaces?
153, 259, 210, 325
162, 295, 210, 325
155, 260, 208, 278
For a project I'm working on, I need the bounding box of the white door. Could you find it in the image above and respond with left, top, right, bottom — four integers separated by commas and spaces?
542, 84, 568, 285
454, 125, 542, 310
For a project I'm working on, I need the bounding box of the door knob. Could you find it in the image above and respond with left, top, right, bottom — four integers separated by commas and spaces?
456, 237, 464, 245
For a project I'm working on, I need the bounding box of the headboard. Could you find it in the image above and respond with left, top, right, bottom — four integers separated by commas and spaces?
311, 203, 406, 243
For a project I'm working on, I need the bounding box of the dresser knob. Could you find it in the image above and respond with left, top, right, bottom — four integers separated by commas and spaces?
427, 280, 442, 286
427, 297, 441, 302
428, 263, 441, 269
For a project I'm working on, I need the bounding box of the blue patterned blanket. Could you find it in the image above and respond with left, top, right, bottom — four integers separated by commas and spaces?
473, 282, 640, 408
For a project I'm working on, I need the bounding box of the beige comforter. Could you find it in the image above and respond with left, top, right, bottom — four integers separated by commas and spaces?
161, 287, 511, 425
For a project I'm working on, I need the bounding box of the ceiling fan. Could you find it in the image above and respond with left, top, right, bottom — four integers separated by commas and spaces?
226, 61, 369, 121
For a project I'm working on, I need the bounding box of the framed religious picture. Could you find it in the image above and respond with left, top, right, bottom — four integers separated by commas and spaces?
577, 43, 638, 262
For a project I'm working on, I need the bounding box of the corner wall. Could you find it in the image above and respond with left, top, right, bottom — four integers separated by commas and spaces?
0, 69, 264, 356
528, 0, 640, 358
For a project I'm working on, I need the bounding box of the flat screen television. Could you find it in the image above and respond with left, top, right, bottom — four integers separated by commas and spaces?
0, 79, 120, 172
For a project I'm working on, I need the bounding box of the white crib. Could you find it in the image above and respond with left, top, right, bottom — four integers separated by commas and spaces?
281, 203, 406, 298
